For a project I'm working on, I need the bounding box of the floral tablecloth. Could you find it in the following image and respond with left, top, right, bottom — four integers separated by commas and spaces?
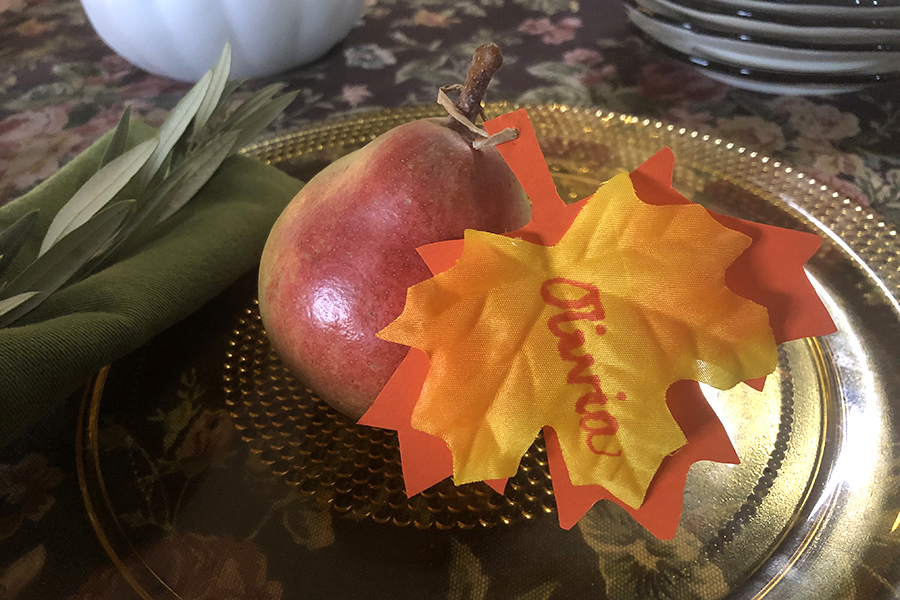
3, 0, 899, 220
1, 0, 899, 598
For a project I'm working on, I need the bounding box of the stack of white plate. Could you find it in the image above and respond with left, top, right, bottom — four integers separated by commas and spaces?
626, 0, 900, 95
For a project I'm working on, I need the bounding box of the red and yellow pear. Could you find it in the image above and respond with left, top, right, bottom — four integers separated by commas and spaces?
258, 44, 531, 419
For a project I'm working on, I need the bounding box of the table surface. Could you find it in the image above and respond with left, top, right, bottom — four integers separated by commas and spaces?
1, 1, 899, 598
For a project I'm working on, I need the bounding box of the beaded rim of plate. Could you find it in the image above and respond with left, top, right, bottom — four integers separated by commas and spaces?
223, 301, 557, 530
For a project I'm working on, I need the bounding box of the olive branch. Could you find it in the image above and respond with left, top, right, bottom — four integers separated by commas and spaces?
0, 44, 297, 328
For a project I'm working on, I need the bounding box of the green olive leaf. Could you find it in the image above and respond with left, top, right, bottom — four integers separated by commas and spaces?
99, 105, 132, 169
140, 70, 212, 185
0, 292, 39, 319
206, 79, 243, 129
228, 91, 298, 154
154, 130, 240, 223
0, 210, 39, 278
193, 43, 232, 136
221, 83, 284, 132
0, 201, 134, 327
124, 129, 240, 244
39, 139, 156, 256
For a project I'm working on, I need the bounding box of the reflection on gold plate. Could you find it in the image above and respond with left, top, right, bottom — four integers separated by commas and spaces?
78, 104, 900, 600
223, 302, 556, 530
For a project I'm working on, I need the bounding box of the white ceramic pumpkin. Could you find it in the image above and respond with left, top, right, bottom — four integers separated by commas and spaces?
80, 0, 366, 81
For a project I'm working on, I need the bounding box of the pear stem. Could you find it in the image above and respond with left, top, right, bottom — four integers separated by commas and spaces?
453, 43, 502, 129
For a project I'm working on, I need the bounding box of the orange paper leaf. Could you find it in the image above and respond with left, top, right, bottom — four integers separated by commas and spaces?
547, 380, 740, 538
377, 165, 776, 509
361, 108, 833, 534
630, 148, 837, 347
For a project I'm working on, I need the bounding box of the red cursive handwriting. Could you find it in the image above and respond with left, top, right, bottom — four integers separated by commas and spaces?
540, 277, 624, 456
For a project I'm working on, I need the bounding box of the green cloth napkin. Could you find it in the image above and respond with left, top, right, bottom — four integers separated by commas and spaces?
0, 121, 303, 447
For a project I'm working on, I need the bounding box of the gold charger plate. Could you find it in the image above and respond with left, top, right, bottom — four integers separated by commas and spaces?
77, 104, 900, 600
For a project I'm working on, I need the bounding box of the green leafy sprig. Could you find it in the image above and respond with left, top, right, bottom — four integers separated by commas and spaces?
0, 44, 297, 328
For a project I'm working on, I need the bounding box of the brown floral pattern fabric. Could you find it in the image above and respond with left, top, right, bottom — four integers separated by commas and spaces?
0, 454, 62, 542
69, 533, 283, 600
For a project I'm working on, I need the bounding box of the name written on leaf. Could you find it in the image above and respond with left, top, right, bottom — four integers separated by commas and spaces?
540, 277, 625, 457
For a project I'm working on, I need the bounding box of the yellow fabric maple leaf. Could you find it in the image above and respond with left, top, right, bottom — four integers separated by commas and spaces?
378, 172, 777, 508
